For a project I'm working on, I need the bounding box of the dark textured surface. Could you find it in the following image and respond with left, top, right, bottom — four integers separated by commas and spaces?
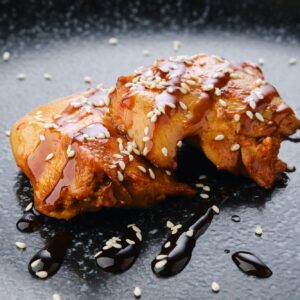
1, 1, 300, 299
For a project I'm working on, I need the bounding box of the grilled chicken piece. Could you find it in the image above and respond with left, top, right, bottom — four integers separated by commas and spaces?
110, 54, 300, 188
10, 87, 194, 219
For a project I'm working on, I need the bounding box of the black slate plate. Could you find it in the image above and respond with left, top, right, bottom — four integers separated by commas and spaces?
1, 1, 300, 299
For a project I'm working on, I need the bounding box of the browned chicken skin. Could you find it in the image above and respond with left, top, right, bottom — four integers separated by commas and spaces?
10, 87, 194, 219
110, 54, 299, 188
11, 53, 299, 219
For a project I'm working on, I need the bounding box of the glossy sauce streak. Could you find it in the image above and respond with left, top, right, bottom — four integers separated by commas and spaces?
16, 206, 43, 233
151, 205, 216, 277
232, 251, 272, 278
28, 232, 72, 279
95, 226, 142, 273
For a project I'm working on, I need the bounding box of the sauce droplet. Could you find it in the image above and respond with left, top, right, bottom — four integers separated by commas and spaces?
28, 232, 72, 279
16, 207, 43, 233
95, 225, 142, 273
232, 251, 272, 278
231, 215, 241, 223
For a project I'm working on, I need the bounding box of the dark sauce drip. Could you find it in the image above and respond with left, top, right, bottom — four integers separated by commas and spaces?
224, 249, 230, 254
28, 232, 72, 279
284, 136, 300, 143
16, 206, 43, 233
151, 204, 219, 277
231, 215, 241, 223
95, 226, 142, 273
232, 251, 272, 278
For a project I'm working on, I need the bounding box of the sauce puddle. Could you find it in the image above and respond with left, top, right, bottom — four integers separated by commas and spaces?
16, 206, 44, 233
95, 224, 142, 273
28, 232, 72, 279
232, 251, 272, 278
151, 203, 220, 277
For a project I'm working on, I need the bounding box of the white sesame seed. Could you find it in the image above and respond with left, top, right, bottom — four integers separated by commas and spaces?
173, 40, 182, 51
143, 49, 150, 56
233, 114, 240, 122
5, 130, 10, 137
179, 87, 188, 94
288, 58, 298, 65
45, 153, 54, 161
128, 224, 141, 233
186, 79, 197, 86
287, 164, 295, 172
181, 82, 190, 91
137, 165, 147, 173
17, 73, 26, 80
255, 225, 263, 236
155, 259, 167, 269
255, 78, 264, 87
136, 232, 142, 241
195, 183, 204, 188
143, 136, 150, 142
179, 101, 188, 110
112, 243, 122, 249
67, 146, 75, 158
214, 134, 224, 141
15, 241, 26, 249
198, 175, 207, 180
103, 245, 112, 250
219, 99, 227, 107
212, 205, 220, 214
84, 76, 92, 84
254, 90, 264, 100
200, 193, 209, 199
255, 112, 264, 122
118, 161, 126, 171
164, 241, 171, 248
30, 258, 42, 269
211, 281, 220, 293
126, 239, 135, 245
214, 88, 221, 96
249, 100, 256, 110
177, 140, 183, 148
144, 126, 149, 135
94, 250, 103, 258
44, 123, 59, 129
44, 73, 52, 80
166, 102, 176, 109
25, 202, 33, 211
108, 37, 118, 45
2, 51, 10, 61
150, 114, 157, 123
52, 293, 61, 300
203, 185, 210, 192
203, 84, 214, 91
113, 154, 123, 159
246, 110, 253, 119
156, 254, 168, 260
165, 170, 171, 176
148, 168, 155, 179
258, 58, 264, 65
161, 147, 168, 157
117, 171, 124, 182
167, 86, 174, 93
186, 229, 194, 237
134, 287, 142, 298
230, 143, 240, 152
166, 220, 174, 228
35, 271, 48, 279
104, 95, 110, 106
143, 147, 149, 156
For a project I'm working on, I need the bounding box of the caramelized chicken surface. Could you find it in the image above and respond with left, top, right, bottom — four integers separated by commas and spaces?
10, 87, 194, 219
110, 54, 299, 188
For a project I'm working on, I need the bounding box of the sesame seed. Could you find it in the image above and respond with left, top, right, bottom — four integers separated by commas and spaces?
203, 84, 214, 91
143, 147, 149, 156
287, 164, 295, 172
94, 251, 103, 258
200, 193, 209, 199
15, 241, 26, 249
156, 254, 168, 260
113, 154, 123, 159
255, 78, 264, 87
164, 241, 171, 248
167, 86, 174, 93
104, 95, 110, 106
52, 293, 61, 300
249, 100, 256, 110
35, 271, 48, 279
136, 232, 142, 241
161, 147, 168, 157
212, 205, 220, 214
45, 153, 54, 161
118, 161, 126, 170
2, 51, 10, 61
150, 114, 157, 123
246, 110, 253, 119
198, 175, 207, 180
258, 58, 264, 65
186, 229, 194, 237
255, 225, 263, 236
108, 37, 118, 45
143, 49, 150, 56
144, 126, 149, 135
230, 143, 240, 151
181, 82, 190, 91
134, 287, 142, 298
186, 79, 197, 86
211, 281, 220, 293
112, 243, 122, 249
155, 259, 167, 269
177, 141, 182, 148
117, 171, 124, 182
128, 224, 141, 233
166, 220, 174, 228
5, 130, 10, 137
137, 165, 147, 173
179, 101, 188, 110
195, 183, 204, 188
25, 202, 33, 211
219, 99, 227, 107
148, 168, 155, 179
103, 245, 112, 250
254, 90, 264, 100
143, 136, 150, 142
215, 88, 221, 96
17, 73, 26, 80
44, 123, 59, 129
255, 112, 264, 122
214, 134, 224, 141
179, 87, 188, 94
44, 73, 52, 80
166, 103, 176, 109
288, 58, 298, 65
173, 40, 182, 51
233, 114, 240, 122
165, 170, 171, 176
126, 239, 135, 245
203, 185, 210, 192
30, 259, 42, 269
67, 145, 75, 158
84, 76, 92, 84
